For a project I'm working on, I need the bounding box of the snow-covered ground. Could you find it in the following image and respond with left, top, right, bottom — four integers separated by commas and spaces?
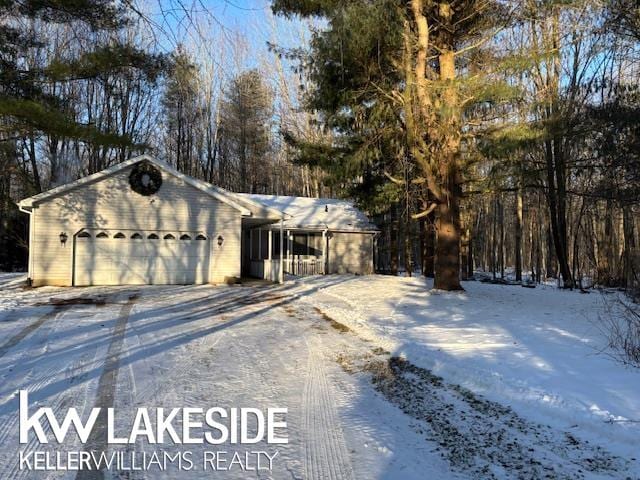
0, 273, 638, 479
0, 275, 457, 479
296, 275, 640, 473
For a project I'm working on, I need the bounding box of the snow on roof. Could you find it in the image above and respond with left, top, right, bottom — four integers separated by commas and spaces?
235, 194, 378, 231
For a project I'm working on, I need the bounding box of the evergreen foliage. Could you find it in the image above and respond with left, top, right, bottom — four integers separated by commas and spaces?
0, 0, 166, 150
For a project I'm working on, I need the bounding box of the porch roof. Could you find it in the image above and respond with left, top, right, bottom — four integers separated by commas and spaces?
235, 194, 378, 232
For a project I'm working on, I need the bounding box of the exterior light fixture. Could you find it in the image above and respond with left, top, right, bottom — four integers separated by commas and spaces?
59, 232, 68, 246
217, 235, 224, 247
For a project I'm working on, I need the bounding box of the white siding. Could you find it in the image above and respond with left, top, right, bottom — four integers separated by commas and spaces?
30, 164, 242, 286
328, 232, 374, 275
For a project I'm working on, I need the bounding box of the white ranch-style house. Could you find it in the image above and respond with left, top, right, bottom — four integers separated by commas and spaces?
17, 155, 377, 286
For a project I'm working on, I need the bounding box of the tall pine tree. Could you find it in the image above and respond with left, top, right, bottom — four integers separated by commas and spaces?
273, 0, 515, 290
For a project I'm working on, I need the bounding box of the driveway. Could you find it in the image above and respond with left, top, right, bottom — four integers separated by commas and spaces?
0, 280, 631, 479
0, 282, 453, 480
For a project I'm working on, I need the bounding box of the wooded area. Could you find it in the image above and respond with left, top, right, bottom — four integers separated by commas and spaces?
0, 0, 638, 296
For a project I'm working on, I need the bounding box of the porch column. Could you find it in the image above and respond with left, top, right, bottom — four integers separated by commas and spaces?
286, 229, 291, 276
279, 219, 284, 284
322, 229, 327, 275
268, 229, 273, 260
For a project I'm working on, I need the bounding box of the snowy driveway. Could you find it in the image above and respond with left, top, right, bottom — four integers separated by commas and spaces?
0, 281, 455, 480
0, 277, 636, 479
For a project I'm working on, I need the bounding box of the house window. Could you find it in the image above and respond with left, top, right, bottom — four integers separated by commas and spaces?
148, 233, 159, 239
180, 234, 191, 240
195, 234, 207, 240
131, 233, 143, 239
96, 232, 109, 239
163, 233, 175, 240
114, 232, 125, 239
77, 231, 91, 238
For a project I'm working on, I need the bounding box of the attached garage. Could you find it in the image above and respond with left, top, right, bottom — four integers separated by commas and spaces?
17, 155, 271, 287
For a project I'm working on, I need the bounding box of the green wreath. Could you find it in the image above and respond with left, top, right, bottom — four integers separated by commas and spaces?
129, 161, 162, 196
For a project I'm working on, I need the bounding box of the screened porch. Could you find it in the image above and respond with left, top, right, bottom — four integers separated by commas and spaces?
243, 227, 327, 281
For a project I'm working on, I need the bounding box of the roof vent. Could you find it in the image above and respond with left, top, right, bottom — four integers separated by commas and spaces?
325, 205, 328, 213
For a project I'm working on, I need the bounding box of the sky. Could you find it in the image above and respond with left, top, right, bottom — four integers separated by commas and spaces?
140, 0, 311, 73
134, 0, 314, 135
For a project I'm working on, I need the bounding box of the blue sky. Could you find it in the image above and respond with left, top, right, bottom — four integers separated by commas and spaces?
138, 0, 313, 128
143, 0, 308, 72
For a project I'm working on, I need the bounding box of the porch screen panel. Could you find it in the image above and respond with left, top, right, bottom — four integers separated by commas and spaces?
293, 234, 307, 256
260, 230, 269, 259
272, 231, 281, 259
308, 233, 323, 256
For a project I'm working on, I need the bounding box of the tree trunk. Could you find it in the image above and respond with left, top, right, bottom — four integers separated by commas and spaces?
405, 2, 462, 290
434, 163, 462, 290
515, 188, 523, 282
433, 43, 462, 291
491, 195, 497, 279
390, 205, 399, 275
404, 162, 413, 277
461, 227, 470, 281
545, 213, 557, 279
404, 210, 413, 277
420, 196, 435, 277
27, 135, 42, 192
425, 218, 435, 277
499, 194, 505, 279
542, 8, 573, 289
467, 226, 474, 279
622, 205, 637, 291
598, 200, 614, 286
529, 205, 536, 283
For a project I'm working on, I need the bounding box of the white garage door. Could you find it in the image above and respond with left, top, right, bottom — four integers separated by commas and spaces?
74, 231, 210, 286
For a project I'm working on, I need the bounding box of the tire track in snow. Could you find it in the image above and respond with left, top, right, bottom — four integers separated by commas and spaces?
114, 359, 147, 480
2, 357, 88, 480
0, 363, 62, 446
0, 307, 61, 358
0, 302, 112, 479
131, 324, 226, 407
111, 291, 227, 479
0, 307, 74, 452
122, 287, 230, 407
76, 294, 138, 480
1, 313, 108, 480
302, 337, 355, 480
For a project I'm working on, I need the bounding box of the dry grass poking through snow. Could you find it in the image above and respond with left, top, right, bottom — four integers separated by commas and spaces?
335, 350, 631, 480
313, 306, 352, 333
